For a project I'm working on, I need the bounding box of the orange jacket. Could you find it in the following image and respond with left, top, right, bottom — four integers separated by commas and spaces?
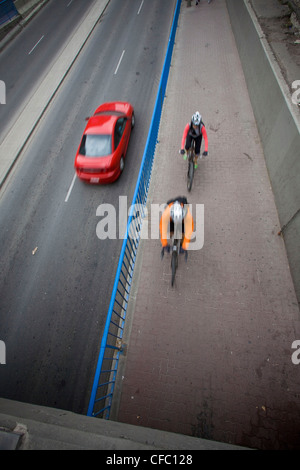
160, 202, 194, 251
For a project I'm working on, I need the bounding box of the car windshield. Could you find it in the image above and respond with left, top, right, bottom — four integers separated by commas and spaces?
79, 134, 111, 157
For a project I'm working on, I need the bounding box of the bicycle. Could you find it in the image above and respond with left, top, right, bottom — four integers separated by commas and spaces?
161, 223, 187, 287
180, 141, 196, 192
186, 140, 196, 192
171, 228, 181, 287
181, 145, 208, 192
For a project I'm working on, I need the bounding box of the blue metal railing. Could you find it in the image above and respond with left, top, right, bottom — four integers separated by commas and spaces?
0, 0, 18, 26
87, 0, 182, 419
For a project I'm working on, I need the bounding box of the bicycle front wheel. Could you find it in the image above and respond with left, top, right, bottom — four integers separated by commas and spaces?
171, 251, 177, 286
187, 160, 194, 192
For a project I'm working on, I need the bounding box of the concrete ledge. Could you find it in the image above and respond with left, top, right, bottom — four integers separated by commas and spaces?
226, 0, 300, 304
0, 398, 248, 450
14, 0, 47, 17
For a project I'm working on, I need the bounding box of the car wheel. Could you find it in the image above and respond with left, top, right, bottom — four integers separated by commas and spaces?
120, 156, 125, 172
131, 112, 135, 129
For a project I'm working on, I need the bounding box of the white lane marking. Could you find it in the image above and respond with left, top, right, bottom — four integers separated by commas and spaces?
65, 173, 77, 202
67, 0, 74, 6
114, 50, 125, 75
28, 35, 45, 55
137, 0, 144, 15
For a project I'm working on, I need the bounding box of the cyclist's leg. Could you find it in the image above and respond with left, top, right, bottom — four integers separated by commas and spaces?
185, 134, 192, 153
168, 219, 174, 253
194, 135, 202, 168
170, 219, 174, 236
180, 221, 185, 251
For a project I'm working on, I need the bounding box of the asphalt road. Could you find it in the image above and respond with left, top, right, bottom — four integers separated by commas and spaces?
0, 0, 176, 414
0, 0, 95, 145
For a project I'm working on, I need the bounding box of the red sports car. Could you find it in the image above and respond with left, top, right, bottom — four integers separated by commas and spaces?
74, 101, 135, 184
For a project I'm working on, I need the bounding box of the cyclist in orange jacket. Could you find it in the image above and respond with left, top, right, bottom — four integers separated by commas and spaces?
160, 197, 194, 257
180, 111, 208, 169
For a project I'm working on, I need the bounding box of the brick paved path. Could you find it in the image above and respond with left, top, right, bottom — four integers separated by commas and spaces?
116, 0, 300, 450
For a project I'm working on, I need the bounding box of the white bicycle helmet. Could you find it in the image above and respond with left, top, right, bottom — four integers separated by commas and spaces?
192, 111, 202, 126
170, 201, 184, 223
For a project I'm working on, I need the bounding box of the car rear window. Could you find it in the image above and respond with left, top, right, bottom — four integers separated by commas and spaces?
79, 134, 111, 157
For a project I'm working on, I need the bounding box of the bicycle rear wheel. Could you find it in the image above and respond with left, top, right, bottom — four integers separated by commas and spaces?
171, 251, 178, 286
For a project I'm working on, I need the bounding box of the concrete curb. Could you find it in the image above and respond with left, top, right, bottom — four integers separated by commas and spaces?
0, 0, 110, 188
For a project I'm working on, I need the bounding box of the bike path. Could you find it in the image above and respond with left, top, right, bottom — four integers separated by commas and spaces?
116, 0, 300, 449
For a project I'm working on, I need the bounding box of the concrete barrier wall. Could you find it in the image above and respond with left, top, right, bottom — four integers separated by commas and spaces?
13, 0, 47, 17
226, 0, 300, 304
14, 0, 37, 12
